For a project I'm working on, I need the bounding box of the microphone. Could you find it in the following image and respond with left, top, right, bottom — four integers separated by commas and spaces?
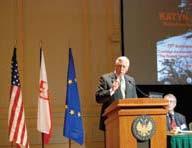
116, 77, 120, 83
128, 80, 149, 97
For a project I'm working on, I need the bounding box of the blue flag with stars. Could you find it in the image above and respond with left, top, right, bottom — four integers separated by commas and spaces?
63, 48, 84, 145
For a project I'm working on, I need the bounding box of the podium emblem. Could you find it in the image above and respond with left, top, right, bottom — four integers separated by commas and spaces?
132, 115, 156, 141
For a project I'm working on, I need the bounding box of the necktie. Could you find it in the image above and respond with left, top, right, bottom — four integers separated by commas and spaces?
170, 114, 177, 129
120, 77, 126, 99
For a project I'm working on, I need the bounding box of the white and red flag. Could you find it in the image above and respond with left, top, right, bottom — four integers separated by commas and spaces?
37, 49, 52, 144
8, 48, 29, 148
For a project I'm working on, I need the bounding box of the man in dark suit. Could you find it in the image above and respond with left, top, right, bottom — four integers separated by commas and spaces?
164, 93, 188, 131
95, 56, 137, 131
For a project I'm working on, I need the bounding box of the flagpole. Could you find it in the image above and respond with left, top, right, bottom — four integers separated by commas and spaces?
68, 40, 71, 49
40, 42, 44, 148
65, 47, 71, 148
42, 133, 45, 148
14, 40, 17, 49
40, 40, 43, 49
69, 139, 71, 148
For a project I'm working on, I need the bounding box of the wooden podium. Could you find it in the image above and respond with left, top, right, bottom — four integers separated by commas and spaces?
103, 98, 168, 148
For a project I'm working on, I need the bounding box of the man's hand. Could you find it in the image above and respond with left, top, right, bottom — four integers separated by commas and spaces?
111, 78, 120, 92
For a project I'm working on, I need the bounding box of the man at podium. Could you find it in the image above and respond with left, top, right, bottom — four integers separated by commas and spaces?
95, 56, 137, 131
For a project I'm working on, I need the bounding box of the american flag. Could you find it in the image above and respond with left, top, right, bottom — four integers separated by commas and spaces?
8, 48, 29, 148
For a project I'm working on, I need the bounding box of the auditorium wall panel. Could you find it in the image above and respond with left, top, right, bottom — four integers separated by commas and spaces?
0, 0, 121, 147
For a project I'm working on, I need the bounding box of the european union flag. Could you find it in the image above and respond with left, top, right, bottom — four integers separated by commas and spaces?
63, 48, 84, 145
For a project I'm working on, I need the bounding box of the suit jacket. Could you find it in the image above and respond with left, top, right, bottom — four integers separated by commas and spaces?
166, 112, 188, 131
95, 72, 137, 131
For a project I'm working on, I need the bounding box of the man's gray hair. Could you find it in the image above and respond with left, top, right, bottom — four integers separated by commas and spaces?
115, 56, 130, 67
164, 93, 177, 102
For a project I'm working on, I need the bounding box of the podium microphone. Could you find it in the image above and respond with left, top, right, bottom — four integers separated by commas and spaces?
128, 80, 149, 97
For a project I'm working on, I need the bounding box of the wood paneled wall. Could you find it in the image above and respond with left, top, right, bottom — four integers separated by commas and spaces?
0, 0, 121, 147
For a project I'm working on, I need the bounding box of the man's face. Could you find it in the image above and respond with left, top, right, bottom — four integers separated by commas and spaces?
115, 60, 128, 76
165, 97, 176, 112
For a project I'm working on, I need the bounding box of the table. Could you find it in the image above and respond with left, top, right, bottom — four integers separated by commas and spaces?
167, 133, 192, 148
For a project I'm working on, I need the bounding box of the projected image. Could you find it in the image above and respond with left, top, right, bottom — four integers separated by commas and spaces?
122, 0, 192, 85
157, 32, 192, 84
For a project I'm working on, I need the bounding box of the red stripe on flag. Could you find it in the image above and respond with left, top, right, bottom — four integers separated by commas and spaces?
20, 123, 25, 145
13, 102, 23, 142
8, 87, 21, 136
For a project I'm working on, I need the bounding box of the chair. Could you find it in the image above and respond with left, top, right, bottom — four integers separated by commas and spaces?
189, 122, 192, 130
